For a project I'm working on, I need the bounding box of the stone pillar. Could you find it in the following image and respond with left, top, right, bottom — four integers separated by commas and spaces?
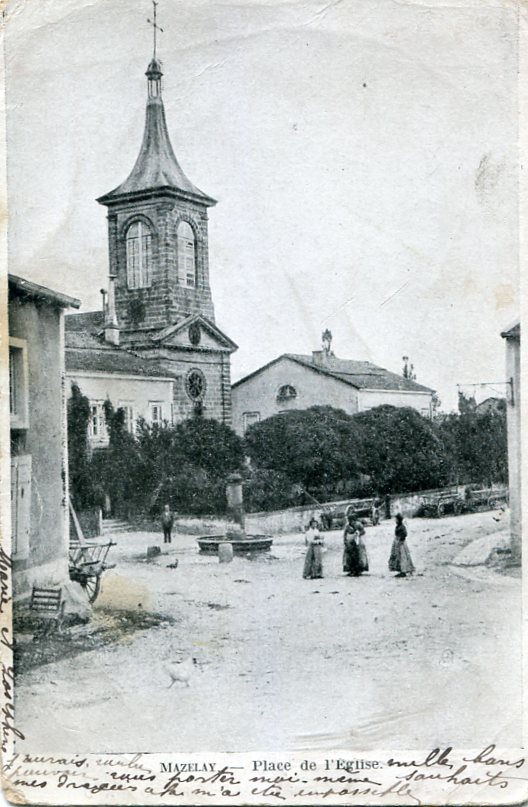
226, 473, 245, 531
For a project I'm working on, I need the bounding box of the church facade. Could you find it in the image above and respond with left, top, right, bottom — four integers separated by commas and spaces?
65, 55, 236, 444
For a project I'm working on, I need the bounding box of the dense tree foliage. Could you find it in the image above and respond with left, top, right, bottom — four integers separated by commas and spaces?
67, 383, 96, 510
353, 405, 449, 493
133, 417, 245, 514
68, 383, 508, 516
244, 401, 508, 502
67, 384, 244, 516
244, 406, 362, 490
436, 401, 508, 486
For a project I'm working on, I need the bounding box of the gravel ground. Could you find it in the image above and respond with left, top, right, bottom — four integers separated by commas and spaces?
14, 511, 521, 753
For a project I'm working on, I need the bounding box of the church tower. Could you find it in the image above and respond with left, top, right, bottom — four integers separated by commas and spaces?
97, 51, 217, 344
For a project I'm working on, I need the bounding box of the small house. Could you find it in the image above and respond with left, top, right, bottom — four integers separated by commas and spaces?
8, 275, 80, 598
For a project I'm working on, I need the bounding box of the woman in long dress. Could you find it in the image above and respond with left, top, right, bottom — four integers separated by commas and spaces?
343, 514, 369, 576
388, 513, 415, 577
303, 518, 324, 579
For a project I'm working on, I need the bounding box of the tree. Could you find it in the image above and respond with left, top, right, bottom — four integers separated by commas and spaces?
132, 417, 245, 514
244, 406, 361, 490
89, 400, 141, 516
436, 405, 507, 486
458, 390, 477, 414
67, 383, 96, 510
353, 405, 450, 494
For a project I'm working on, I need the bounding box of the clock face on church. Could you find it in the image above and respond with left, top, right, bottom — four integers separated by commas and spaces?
186, 369, 206, 401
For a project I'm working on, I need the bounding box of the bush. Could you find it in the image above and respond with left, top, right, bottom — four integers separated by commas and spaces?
243, 469, 295, 512
353, 405, 450, 494
244, 406, 361, 490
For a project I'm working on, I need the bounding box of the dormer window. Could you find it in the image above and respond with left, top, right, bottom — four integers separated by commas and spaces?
126, 221, 152, 289
178, 221, 197, 287
277, 384, 297, 402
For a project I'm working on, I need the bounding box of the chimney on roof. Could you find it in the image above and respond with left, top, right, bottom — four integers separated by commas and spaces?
313, 329, 335, 367
104, 275, 120, 346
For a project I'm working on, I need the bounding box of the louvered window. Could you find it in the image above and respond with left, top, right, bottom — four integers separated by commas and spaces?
177, 221, 197, 287
126, 221, 152, 289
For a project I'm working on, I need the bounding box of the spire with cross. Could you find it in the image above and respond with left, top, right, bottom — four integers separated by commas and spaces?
145, 1, 164, 98
147, 1, 163, 60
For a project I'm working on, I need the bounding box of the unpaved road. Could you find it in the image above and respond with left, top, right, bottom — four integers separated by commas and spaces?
15, 511, 521, 752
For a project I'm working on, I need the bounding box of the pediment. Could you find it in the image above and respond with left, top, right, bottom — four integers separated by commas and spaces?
152, 315, 237, 353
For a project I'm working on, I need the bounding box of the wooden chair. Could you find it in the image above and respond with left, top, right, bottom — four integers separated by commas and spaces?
29, 585, 65, 635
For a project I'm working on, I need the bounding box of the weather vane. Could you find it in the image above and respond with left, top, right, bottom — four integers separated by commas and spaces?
147, 1, 164, 60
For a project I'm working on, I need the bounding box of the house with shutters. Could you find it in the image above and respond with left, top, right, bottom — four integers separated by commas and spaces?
232, 335, 435, 435
65, 50, 237, 446
8, 274, 80, 598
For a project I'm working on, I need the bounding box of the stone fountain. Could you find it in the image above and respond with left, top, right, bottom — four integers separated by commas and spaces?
196, 473, 273, 555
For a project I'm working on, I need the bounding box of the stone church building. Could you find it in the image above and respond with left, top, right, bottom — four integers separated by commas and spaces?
66, 55, 236, 445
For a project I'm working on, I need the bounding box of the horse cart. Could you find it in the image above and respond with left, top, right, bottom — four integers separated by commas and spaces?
420, 491, 465, 518
69, 499, 116, 603
464, 487, 509, 512
320, 498, 377, 530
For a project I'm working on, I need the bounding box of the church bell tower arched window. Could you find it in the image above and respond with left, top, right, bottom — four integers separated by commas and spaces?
177, 221, 197, 287
126, 221, 152, 289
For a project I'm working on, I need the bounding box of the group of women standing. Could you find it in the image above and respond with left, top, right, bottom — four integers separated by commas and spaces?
302, 511, 415, 580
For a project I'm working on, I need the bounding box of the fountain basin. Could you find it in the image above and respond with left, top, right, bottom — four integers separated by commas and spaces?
197, 534, 273, 554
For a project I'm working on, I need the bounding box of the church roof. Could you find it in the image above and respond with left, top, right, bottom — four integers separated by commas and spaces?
65, 347, 175, 379
97, 96, 216, 206
64, 312, 176, 379
232, 353, 435, 394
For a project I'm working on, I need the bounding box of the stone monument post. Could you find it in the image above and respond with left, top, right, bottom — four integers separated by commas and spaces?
226, 473, 245, 532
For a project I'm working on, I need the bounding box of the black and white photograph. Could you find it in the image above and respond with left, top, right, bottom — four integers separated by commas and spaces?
1, 0, 525, 803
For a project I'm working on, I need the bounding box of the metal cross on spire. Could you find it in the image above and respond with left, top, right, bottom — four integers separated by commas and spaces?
147, 1, 164, 60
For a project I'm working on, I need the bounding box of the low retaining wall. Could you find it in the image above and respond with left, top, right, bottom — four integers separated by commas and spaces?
145, 483, 508, 537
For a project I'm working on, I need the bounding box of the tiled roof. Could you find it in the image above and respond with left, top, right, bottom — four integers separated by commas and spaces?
65, 311, 104, 332
233, 353, 434, 394
287, 354, 434, 393
65, 311, 175, 379
9, 274, 80, 309
65, 348, 175, 379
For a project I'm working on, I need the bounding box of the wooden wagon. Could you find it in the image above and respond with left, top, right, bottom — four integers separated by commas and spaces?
420, 491, 465, 518
69, 499, 116, 603
320, 498, 376, 530
464, 487, 509, 512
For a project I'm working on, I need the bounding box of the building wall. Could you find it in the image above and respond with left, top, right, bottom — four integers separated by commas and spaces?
65, 371, 174, 445
144, 348, 232, 425
9, 296, 69, 597
505, 335, 521, 561
231, 358, 360, 435
358, 388, 432, 416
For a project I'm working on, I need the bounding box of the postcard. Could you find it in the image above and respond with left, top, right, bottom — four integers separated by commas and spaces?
0, 0, 526, 804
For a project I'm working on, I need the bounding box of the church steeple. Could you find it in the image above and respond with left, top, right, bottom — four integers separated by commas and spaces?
97, 59, 215, 206
96, 7, 217, 338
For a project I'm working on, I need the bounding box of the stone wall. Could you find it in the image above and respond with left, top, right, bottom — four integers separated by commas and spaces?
109, 195, 215, 334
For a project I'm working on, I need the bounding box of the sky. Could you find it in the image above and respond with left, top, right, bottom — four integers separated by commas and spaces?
4, 0, 520, 411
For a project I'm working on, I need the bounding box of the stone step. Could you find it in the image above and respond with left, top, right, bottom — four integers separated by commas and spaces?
102, 520, 130, 533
